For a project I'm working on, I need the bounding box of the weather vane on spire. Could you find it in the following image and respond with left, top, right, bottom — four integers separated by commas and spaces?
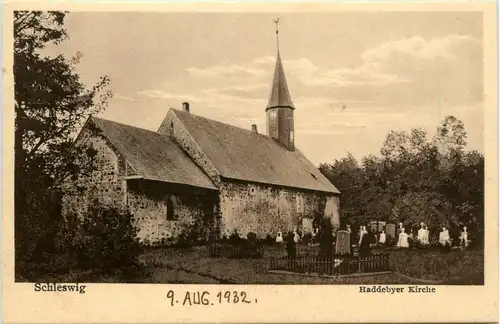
273, 17, 280, 52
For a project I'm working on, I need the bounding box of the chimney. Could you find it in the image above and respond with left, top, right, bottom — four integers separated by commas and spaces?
182, 102, 190, 113
251, 124, 258, 133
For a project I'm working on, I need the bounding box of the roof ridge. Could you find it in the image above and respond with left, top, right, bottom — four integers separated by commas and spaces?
91, 116, 163, 136
171, 109, 271, 139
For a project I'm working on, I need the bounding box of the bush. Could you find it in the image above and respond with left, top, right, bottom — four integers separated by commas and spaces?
302, 233, 312, 244
73, 201, 140, 269
389, 249, 483, 283
177, 217, 206, 246
264, 234, 275, 245
16, 187, 63, 263
210, 230, 264, 259
229, 229, 242, 242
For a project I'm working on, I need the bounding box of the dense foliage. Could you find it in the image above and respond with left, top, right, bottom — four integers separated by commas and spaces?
72, 202, 140, 269
319, 116, 484, 244
14, 11, 112, 262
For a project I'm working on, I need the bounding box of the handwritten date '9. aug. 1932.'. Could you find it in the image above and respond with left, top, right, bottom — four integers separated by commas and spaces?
167, 290, 257, 306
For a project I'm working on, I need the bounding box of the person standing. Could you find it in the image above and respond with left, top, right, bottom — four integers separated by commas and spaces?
359, 228, 372, 257
286, 231, 297, 258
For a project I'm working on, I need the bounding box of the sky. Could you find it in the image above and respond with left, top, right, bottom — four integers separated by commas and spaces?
48, 11, 483, 165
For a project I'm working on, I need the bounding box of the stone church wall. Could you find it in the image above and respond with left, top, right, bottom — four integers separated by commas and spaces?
61, 125, 220, 246
61, 128, 127, 221
126, 180, 219, 246
218, 180, 339, 238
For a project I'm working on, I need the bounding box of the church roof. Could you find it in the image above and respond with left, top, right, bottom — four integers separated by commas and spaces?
266, 51, 295, 110
88, 116, 217, 190
172, 109, 339, 194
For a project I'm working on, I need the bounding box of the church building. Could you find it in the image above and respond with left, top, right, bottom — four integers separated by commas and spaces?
61, 24, 340, 245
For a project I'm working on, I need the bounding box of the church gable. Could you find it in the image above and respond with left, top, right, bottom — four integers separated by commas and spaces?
61, 120, 128, 219
88, 116, 217, 190
157, 109, 223, 186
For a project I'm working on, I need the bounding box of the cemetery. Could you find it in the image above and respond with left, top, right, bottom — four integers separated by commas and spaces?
261, 218, 478, 280
18, 218, 483, 285
133, 217, 483, 285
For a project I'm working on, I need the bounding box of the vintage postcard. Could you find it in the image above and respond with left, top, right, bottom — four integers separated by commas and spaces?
2, 1, 498, 323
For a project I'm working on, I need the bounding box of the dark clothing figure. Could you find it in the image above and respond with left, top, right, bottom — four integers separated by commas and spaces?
359, 232, 372, 257
286, 232, 296, 258
371, 230, 378, 245
319, 219, 334, 257
350, 230, 356, 249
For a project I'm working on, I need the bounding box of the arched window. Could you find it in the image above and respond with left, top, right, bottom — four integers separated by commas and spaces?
166, 196, 177, 221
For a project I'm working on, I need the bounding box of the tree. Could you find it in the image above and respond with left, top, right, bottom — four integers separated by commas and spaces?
15, 11, 111, 184
320, 153, 364, 222
14, 11, 112, 261
391, 191, 455, 229
380, 130, 410, 160
433, 115, 468, 155
319, 115, 483, 245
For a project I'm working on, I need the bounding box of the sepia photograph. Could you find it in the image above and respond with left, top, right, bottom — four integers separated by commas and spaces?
3, 2, 498, 323
13, 9, 488, 285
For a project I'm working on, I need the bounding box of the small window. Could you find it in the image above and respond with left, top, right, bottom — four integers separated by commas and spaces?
271, 110, 277, 118
290, 130, 294, 142
165, 196, 177, 221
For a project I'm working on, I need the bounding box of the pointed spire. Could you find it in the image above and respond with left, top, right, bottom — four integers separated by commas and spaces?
266, 18, 295, 110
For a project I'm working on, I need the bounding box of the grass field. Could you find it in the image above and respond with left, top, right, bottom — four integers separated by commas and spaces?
137, 244, 483, 285
17, 244, 484, 285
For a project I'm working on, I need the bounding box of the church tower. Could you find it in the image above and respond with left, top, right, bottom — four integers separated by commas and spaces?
266, 18, 295, 151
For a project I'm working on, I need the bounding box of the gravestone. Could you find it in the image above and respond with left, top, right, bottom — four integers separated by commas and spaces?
302, 218, 313, 235
386, 223, 396, 240
370, 222, 378, 233
378, 221, 386, 232
379, 231, 386, 244
335, 230, 351, 255
397, 228, 409, 248
276, 231, 283, 243
246, 232, 262, 258
247, 232, 257, 243
460, 226, 469, 248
